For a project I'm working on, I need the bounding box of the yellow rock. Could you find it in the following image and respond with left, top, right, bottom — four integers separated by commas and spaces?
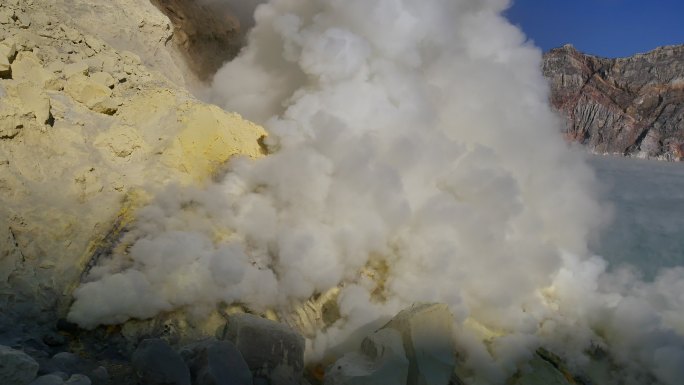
94, 124, 150, 160
64, 73, 112, 109
15, 82, 51, 124
10, 51, 54, 86
0, 101, 23, 139
90, 71, 115, 88
63, 61, 90, 78
162, 102, 267, 181
0, 40, 16, 76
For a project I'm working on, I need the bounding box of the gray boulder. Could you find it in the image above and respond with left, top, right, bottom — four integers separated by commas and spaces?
325, 328, 409, 385
65, 374, 91, 385
29, 374, 66, 385
0, 344, 39, 385
181, 338, 252, 385
44, 352, 84, 376
89, 366, 109, 385
132, 338, 190, 385
218, 314, 305, 382
325, 303, 456, 385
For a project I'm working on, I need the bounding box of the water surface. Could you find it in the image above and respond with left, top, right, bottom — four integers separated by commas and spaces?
589, 156, 684, 279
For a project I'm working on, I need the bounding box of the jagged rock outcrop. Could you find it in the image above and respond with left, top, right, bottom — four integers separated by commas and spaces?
543, 44, 684, 160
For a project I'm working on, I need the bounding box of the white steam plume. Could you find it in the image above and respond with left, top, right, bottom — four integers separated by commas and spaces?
69, 0, 684, 383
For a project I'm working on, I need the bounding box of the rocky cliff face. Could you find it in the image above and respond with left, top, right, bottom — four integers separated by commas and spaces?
543, 44, 684, 160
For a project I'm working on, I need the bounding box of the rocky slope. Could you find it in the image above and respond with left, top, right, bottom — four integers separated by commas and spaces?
543, 44, 684, 160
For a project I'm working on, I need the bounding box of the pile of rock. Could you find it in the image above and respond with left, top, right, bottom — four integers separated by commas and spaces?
0, 345, 109, 385
1, 301, 597, 385
1, 312, 307, 385
132, 313, 307, 385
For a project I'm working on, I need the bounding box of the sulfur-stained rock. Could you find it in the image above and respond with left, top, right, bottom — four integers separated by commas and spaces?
161, 103, 267, 181
0, 40, 17, 77
0, 99, 24, 139
63, 74, 111, 109
62, 61, 89, 78
59, 25, 81, 43
89, 71, 115, 88
15, 82, 51, 124
16, 12, 32, 29
11, 51, 54, 86
0, 9, 14, 25
83, 35, 104, 53
0, 6, 267, 384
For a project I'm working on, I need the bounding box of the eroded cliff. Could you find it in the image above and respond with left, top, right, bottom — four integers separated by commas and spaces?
543, 44, 684, 160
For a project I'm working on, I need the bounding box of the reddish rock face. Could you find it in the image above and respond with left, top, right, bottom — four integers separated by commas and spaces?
543, 44, 684, 160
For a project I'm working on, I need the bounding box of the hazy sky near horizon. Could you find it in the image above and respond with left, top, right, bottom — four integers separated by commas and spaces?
505, 0, 684, 58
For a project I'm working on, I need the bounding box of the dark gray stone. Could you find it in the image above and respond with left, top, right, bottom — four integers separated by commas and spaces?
0, 344, 39, 385
132, 338, 190, 385
45, 352, 84, 375
89, 366, 109, 385
43, 333, 67, 347
182, 338, 252, 385
65, 374, 91, 385
218, 314, 304, 381
29, 374, 65, 385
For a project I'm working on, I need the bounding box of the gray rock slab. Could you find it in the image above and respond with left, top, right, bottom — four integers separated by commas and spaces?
218, 314, 305, 379
132, 338, 190, 385
182, 338, 252, 385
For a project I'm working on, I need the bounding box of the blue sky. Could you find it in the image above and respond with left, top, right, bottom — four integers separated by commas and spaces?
505, 0, 684, 58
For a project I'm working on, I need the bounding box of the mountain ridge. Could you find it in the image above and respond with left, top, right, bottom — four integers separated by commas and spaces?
543, 43, 684, 160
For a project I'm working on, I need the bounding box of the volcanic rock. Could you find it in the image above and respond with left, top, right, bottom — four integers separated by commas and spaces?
29, 374, 66, 385
0, 344, 39, 385
325, 303, 456, 385
218, 314, 305, 383
181, 338, 253, 385
132, 338, 191, 385
543, 44, 684, 160
64, 374, 91, 385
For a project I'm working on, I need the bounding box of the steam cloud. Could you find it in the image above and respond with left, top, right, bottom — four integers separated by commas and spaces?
69, 0, 684, 383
